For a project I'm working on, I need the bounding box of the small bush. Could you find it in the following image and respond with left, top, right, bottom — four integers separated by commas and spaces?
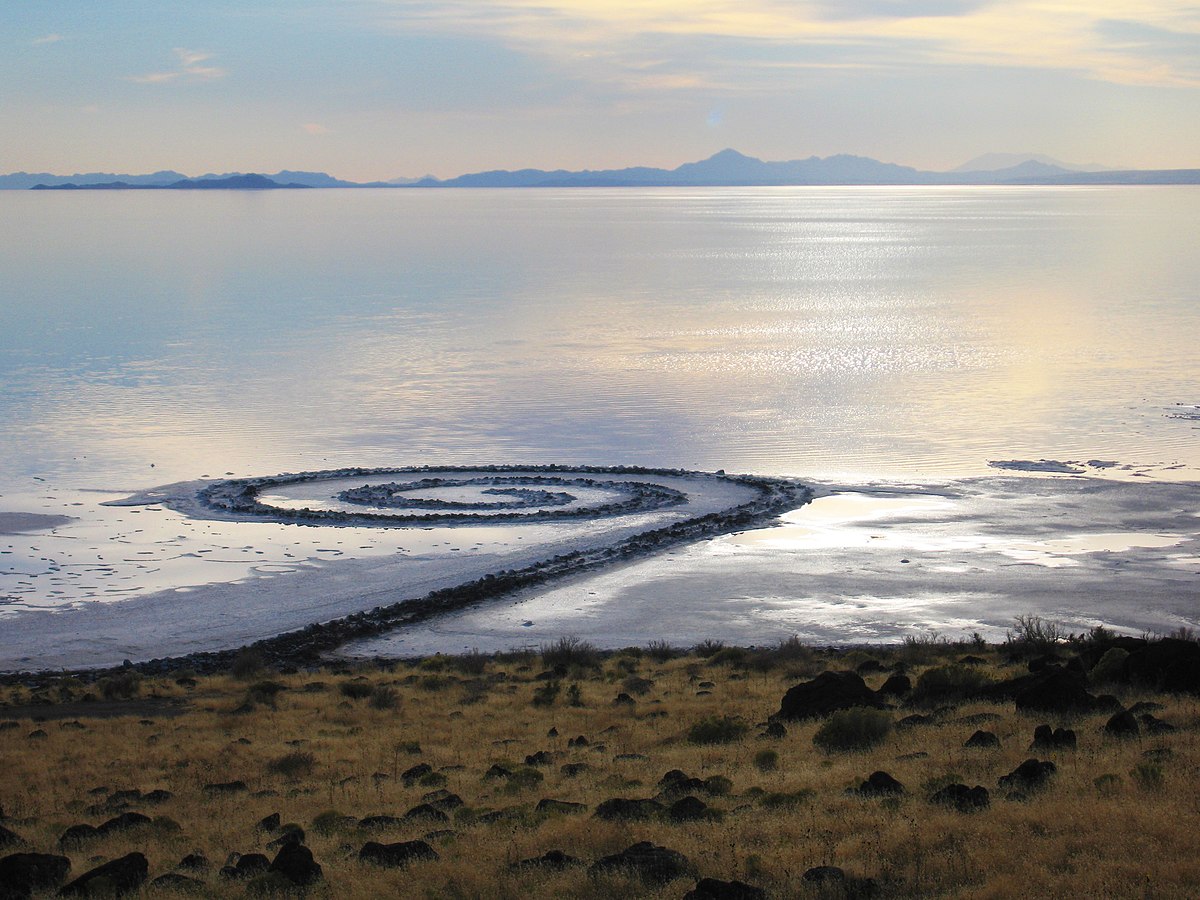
311, 810, 348, 836
369, 686, 398, 710
1005, 615, 1064, 656
813, 708, 892, 752
753, 749, 779, 772
1131, 762, 1164, 792
268, 751, 316, 779
448, 650, 489, 675
707, 647, 748, 667
99, 671, 141, 701
622, 675, 654, 696
541, 636, 600, 670
645, 640, 679, 662
231, 649, 266, 680
693, 639, 725, 659
339, 682, 373, 700
532, 681, 561, 707
761, 789, 814, 809
687, 715, 749, 745
1089, 647, 1130, 685
247, 681, 286, 707
566, 683, 583, 707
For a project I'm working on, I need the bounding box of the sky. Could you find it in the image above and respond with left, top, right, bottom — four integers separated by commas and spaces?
3, 1, 1199, 181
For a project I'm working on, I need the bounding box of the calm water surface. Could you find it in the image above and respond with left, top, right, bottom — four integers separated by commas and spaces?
2, 187, 1198, 492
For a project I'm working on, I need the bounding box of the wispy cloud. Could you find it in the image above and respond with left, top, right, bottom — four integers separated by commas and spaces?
369, 0, 1200, 89
32, 33, 65, 45
128, 48, 227, 84
301, 122, 331, 134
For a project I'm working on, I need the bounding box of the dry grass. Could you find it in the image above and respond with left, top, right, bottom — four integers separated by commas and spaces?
2, 642, 1199, 898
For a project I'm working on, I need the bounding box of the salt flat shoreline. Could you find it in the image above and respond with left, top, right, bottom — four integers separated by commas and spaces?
0, 466, 809, 676
2, 468, 1198, 679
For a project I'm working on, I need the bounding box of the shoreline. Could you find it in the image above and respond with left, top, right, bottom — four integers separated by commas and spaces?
0, 466, 811, 678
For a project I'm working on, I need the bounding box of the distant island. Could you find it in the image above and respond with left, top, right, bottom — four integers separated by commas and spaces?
9, 149, 1200, 190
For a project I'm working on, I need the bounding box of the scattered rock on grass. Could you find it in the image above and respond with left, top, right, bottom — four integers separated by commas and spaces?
268, 843, 322, 886
0, 852, 71, 898
776, 671, 886, 721
855, 771, 905, 797
511, 849, 581, 871
964, 730, 1000, 749
594, 798, 663, 821
58, 852, 147, 897
148, 873, 205, 892
1030, 725, 1076, 750
588, 841, 691, 885
930, 784, 990, 812
998, 759, 1056, 791
1104, 710, 1140, 737
358, 840, 439, 868
684, 876, 767, 899
535, 799, 586, 815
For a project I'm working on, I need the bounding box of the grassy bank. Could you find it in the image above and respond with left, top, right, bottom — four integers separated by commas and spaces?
2, 628, 1198, 898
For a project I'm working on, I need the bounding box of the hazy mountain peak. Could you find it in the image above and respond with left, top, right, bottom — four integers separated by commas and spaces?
953, 152, 1109, 173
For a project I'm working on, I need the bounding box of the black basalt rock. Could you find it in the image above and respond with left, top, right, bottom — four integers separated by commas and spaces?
777, 671, 887, 721
58, 852, 148, 897
684, 876, 767, 899
358, 840, 439, 867
589, 841, 691, 885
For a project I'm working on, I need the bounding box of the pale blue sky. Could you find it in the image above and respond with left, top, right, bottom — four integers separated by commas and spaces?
4, 1, 1198, 180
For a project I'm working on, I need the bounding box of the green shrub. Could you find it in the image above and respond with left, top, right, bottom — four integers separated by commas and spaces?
541, 636, 600, 670
692, 639, 725, 658
339, 681, 373, 700
646, 640, 679, 662
532, 680, 561, 707
813, 708, 892, 752
912, 665, 991, 705
368, 686, 398, 710
268, 751, 316, 779
231, 649, 266, 680
707, 647, 748, 667
1089, 647, 1130, 685
98, 671, 141, 701
761, 789, 814, 809
566, 683, 583, 707
753, 749, 779, 772
1131, 762, 1164, 792
687, 715, 749, 745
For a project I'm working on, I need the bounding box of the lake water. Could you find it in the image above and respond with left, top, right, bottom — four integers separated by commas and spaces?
1, 187, 1198, 661
2, 186, 1198, 489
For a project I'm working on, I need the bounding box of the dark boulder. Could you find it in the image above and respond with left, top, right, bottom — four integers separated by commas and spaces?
1124, 638, 1200, 693
589, 841, 691, 886
359, 840, 439, 867
1012, 668, 1098, 714
203, 780, 247, 796
402, 803, 449, 823
96, 812, 152, 837
57, 824, 99, 849
998, 759, 1056, 791
221, 853, 270, 879
684, 876, 767, 899
148, 873, 205, 892
964, 730, 1000, 749
594, 798, 663, 821
58, 852, 148, 897
930, 784, 990, 812
0, 852, 71, 898
761, 721, 787, 739
803, 866, 846, 883
535, 799, 586, 815
401, 763, 432, 785
266, 825, 305, 849
256, 812, 281, 832
1104, 710, 1140, 737
524, 750, 554, 766
1141, 714, 1176, 734
777, 671, 887, 721
511, 850, 581, 871
668, 796, 712, 822
855, 771, 904, 797
357, 814, 403, 830
268, 843, 322, 886
896, 714, 933, 730
560, 763, 589, 777
877, 674, 912, 697
0, 825, 23, 849
613, 692, 636, 706
483, 764, 512, 780
178, 853, 209, 871
1030, 724, 1076, 750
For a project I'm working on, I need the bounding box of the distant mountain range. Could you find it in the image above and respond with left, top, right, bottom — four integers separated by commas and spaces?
7, 150, 1199, 190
